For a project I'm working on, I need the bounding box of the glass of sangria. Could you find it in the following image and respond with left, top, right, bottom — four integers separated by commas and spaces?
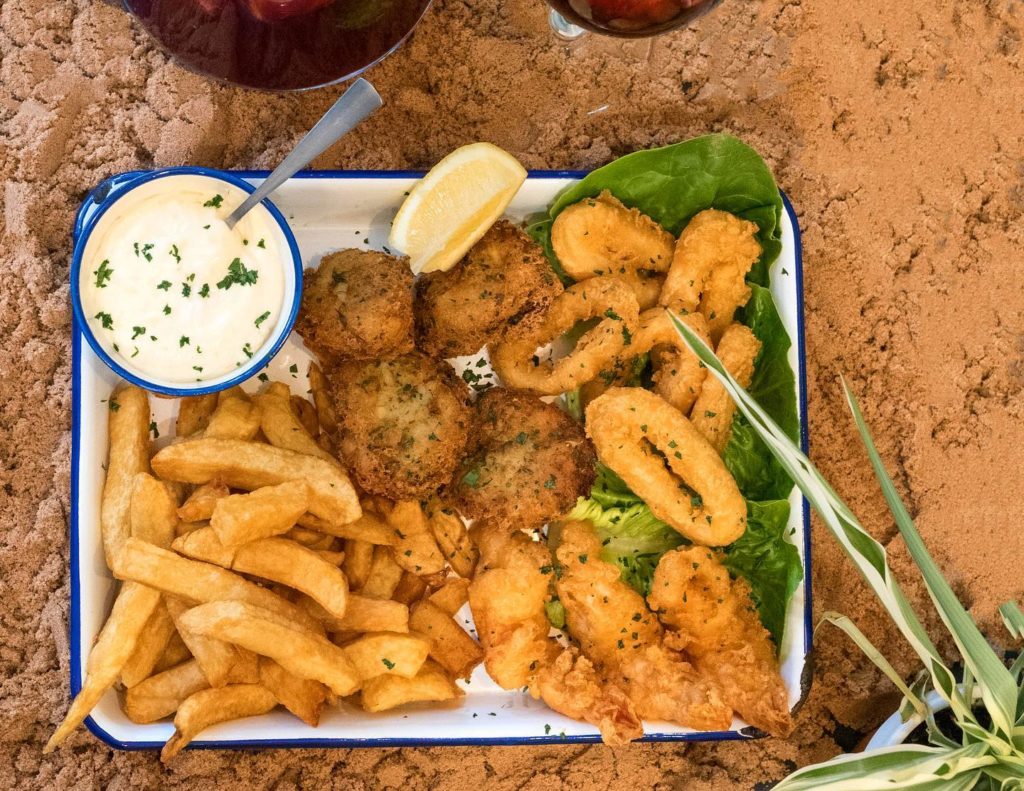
546, 0, 720, 39
123, 0, 433, 91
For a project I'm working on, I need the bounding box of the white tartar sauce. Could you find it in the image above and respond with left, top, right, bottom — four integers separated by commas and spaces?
80, 175, 287, 384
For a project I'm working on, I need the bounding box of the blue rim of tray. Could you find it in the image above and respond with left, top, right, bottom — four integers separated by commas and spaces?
70, 169, 812, 750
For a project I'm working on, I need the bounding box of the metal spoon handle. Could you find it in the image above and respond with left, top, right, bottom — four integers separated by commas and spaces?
225, 78, 383, 229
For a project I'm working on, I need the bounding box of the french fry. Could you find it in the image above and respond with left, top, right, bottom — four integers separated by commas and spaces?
173, 528, 349, 620
176, 393, 218, 437
308, 363, 337, 433
360, 661, 461, 713
124, 659, 209, 724
359, 545, 404, 599
341, 632, 430, 681
342, 539, 374, 590
45, 581, 161, 751
285, 525, 333, 547
177, 481, 230, 522
218, 386, 249, 404
297, 593, 410, 634
391, 572, 428, 605
111, 538, 322, 633
129, 473, 178, 549
298, 511, 398, 544
388, 501, 446, 575
174, 520, 205, 538
291, 395, 319, 438
427, 503, 478, 578
255, 383, 334, 462
428, 577, 471, 616
178, 601, 361, 697
209, 480, 309, 546
121, 598, 177, 688
317, 549, 345, 566
153, 630, 192, 673
258, 657, 327, 727
151, 438, 361, 526
161, 684, 277, 762
203, 396, 262, 441
165, 596, 254, 688
100, 385, 150, 567
409, 600, 483, 680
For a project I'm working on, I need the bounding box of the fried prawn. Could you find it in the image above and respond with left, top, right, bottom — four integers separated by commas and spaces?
648, 546, 793, 736
585, 388, 746, 546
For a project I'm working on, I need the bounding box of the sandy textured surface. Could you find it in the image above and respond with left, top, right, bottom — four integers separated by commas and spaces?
2, 0, 1023, 787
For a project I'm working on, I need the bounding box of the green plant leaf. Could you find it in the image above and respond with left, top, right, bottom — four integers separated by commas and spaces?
1000, 602, 1024, 642
772, 743, 993, 790
843, 377, 1019, 743
668, 312, 975, 729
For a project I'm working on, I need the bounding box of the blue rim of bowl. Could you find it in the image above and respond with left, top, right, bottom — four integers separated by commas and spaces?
70, 166, 303, 396
70, 171, 811, 750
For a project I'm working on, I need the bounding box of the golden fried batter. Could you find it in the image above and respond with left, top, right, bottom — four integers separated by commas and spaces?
659, 210, 761, 343
468, 524, 643, 744
690, 322, 761, 454
414, 221, 563, 358
490, 276, 640, 395
295, 249, 414, 362
585, 388, 747, 546
330, 352, 471, 500
554, 521, 732, 731
648, 546, 793, 737
551, 191, 675, 280
450, 389, 596, 530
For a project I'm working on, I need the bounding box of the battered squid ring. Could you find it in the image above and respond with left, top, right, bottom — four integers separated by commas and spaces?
633, 308, 712, 415
659, 209, 761, 343
585, 387, 746, 546
490, 277, 640, 395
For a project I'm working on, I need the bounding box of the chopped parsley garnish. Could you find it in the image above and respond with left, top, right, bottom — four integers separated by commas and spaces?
621, 325, 633, 346
257, 372, 269, 382
381, 658, 395, 670
93, 259, 113, 288
704, 410, 717, 418
181, 282, 191, 297
199, 283, 210, 298
169, 244, 181, 264
603, 308, 622, 321
462, 468, 481, 488
163, 305, 171, 315
179, 336, 190, 347
242, 342, 253, 359
289, 363, 298, 374
578, 553, 588, 564
131, 326, 145, 340
257, 238, 266, 249
157, 280, 171, 291
203, 194, 223, 208
133, 242, 154, 261
108, 399, 120, 412
193, 365, 203, 372
690, 494, 703, 509
543, 475, 556, 489
515, 431, 528, 445
428, 432, 439, 441
149, 421, 159, 438
216, 258, 259, 290
94, 311, 114, 330
130, 347, 139, 358
254, 310, 271, 329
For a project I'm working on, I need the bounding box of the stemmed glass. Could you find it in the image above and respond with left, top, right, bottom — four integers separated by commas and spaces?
546, 0, 721, 40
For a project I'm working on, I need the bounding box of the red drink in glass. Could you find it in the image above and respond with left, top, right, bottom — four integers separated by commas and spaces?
546, 0, 718, 37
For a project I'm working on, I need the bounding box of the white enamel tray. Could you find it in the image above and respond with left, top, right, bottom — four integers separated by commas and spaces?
70, 170, 812, 750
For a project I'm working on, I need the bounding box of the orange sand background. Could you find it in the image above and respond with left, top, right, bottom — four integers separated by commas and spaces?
2, 0, 1022, 787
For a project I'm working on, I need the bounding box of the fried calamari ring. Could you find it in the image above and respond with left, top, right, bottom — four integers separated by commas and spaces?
690, 322, 761, 453
635, 309, 712, 415
585, 388, 746, 545
659, 210, 761, 343
489, 277, 640, 395
551, 191, 675, 280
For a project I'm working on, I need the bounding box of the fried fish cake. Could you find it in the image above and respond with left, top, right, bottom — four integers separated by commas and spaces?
331, 352, 471, 500
295, 249, 415, 362
450, 389, 596, 530
414, 221, 563, 358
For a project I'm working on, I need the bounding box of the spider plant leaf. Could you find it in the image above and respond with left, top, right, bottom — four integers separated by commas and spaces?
1000, 602, 1024, 642
772, 743, 993, 790
669, 313, 971, 721
818, 611, 926, 719
842, 377, 1019, 742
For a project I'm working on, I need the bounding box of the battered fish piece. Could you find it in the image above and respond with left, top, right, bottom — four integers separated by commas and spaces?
295, 249, 414, 361
554, 521, 732, 731
331, 352, 471, 500
450, 389, 596, 530
690, 323, 761, 453
551, 191, 674, 280
659, 210, 761, 343
415, 221, 563, 358
468, 523, 643, 744
648, 547, 793, 737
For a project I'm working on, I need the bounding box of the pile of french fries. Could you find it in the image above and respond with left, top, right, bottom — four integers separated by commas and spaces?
47, 366, 483, 761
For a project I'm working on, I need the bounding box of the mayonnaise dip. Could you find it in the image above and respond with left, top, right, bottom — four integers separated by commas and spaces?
80, 175, 289, 384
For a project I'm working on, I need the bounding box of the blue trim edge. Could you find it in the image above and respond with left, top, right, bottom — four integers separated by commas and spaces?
70, 171, 811, 751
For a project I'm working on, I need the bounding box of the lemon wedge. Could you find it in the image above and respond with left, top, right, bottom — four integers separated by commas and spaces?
389, 143, 528, 274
